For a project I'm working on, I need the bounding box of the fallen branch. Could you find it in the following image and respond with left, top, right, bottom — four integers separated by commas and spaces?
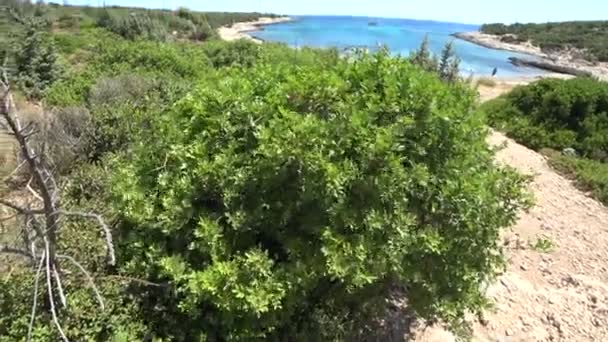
44, 238, 68, 342
27, 251, 46, 342
58, 254, 105, 310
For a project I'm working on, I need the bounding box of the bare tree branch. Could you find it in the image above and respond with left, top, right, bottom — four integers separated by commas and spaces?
0, 244, 33, 259
58, 254, 105, 310
2, 45, 114, 339
27, 177, 44, 202
27, 251, 46, 342
44, 238, 68, 342
53, 265, 67, 308
1, 159, 27, 182
55, 211, 116, 266
102, 275, 169, 288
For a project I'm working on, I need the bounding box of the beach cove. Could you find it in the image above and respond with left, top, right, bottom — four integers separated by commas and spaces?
222, 15, 553, 78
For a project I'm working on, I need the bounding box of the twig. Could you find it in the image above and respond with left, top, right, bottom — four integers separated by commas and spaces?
1, 159, 27, 181
102, 275, 169, 288
0, 199, 44, 215
58, 254, 105, 310
44, 238, 68, 342
0, 244, 33, 259
54, 211, 116, 266
27, 251, 46, 342
0, 213, 17, 222
27, 177, 44, 202
53, 265, 67, 308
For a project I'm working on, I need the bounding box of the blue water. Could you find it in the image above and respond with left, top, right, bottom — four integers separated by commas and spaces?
251, 16, 546, 77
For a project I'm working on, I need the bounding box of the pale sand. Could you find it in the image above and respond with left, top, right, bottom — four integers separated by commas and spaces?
474, 73, 573, 102
218, 17, 292, 44
455, 32, 608, 81
417, 76, 608, 342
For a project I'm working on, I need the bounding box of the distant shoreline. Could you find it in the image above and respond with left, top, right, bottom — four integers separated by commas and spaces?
218, 17, 292, 44
453, 32, 608, 80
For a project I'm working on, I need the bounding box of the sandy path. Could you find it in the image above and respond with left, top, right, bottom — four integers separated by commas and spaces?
218, 17, 292, 43
471, 131, 608, 341
473, 85, 608, 341
417, 82, 608, 342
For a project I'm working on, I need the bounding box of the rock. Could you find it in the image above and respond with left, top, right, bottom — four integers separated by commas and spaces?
546, 313, 563, 333
561, 275, 581, 287
562, 147, 578, 157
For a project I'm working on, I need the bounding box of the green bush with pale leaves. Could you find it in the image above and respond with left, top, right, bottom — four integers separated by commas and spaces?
110, 50, 530, 340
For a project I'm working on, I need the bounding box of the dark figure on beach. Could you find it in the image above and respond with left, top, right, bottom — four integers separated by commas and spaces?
492, 67, 498, 77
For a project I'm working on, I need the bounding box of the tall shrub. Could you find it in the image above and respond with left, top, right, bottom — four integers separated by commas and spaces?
110, 51, 529, 340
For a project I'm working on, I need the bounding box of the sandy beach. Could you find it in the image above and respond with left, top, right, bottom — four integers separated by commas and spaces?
218, 17, 292, 43
454, 32, 608, 81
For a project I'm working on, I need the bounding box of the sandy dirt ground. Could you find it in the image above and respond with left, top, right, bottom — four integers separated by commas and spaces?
217, 17, 292, 43
415, 79, 608, 342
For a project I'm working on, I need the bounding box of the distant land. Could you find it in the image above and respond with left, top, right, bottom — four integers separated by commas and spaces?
453, 21, 608, 80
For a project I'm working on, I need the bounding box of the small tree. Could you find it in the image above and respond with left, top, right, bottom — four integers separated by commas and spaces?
410, 35, 438, 73
1, 61, 114, 342
438, 40, 461, 83
6, 8, 62, 98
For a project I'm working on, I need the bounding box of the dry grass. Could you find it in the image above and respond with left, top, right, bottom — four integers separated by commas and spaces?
476, 77, 498, 87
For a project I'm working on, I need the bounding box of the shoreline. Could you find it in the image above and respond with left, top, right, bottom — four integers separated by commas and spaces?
218, 16, 292, 44
453, 32, 608, 80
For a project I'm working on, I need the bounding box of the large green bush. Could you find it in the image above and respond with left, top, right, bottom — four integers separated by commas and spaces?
481, 77, 608, 205
483, 77, 608, 160
110, 51, 529, 340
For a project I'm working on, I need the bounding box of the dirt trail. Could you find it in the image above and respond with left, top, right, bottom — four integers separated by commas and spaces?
417, 80, 608, 342
472, 130, 608, 341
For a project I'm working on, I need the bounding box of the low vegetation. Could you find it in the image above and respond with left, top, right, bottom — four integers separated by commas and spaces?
480, 77, 608, 205
0, 1, 534, 341
480, 21, 608, 62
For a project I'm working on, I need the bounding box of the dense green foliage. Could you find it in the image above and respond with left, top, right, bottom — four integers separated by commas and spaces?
1, 2, 531, 341
483, 78, 608, 159
2, 0, 282, 42
108, 50, 528, 340
481, 77, 608, 204
480, 21, 608, 62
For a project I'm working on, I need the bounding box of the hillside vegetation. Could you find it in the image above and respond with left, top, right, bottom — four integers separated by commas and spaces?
0, 1, 532, 341
1, 0, 281, 43
481, 77, 608, 204
480, 21, 608, 62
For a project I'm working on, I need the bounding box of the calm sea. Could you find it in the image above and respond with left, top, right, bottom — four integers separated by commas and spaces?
250, 16, 546, 77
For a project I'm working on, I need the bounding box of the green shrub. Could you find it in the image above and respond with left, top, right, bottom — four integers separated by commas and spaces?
13, 24, 62, 98
482, 77, 608, 205
109, 51, 529, 340
483, 77, 608, 158
0, 267, 148, 341
202, 39, 262, 68
549, 155, 608, 204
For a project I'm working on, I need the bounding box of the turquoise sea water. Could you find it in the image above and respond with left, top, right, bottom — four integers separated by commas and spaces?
251, 16, 546, 77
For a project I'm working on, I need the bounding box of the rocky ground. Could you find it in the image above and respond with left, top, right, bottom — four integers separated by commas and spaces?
415, 82, 608, 342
